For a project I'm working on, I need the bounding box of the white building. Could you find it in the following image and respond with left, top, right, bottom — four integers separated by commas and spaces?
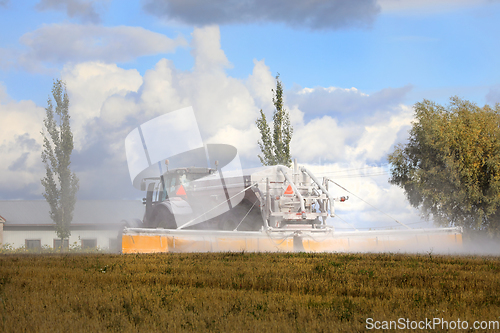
0, 200, 144, 252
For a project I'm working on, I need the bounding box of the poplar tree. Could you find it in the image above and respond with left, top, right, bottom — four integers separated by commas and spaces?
41, 79, 79, 250
256, 74, 293, 167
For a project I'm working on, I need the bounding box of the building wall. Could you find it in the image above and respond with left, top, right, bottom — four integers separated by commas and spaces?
3, 229, 121, 251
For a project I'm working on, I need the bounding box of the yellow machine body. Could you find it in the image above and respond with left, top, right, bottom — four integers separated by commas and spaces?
122, 227, 463, 254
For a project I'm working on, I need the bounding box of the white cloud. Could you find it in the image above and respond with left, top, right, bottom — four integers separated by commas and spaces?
294, 110, 408, 165
291, 114, 349, 163
285, 83, 413, 165
138, 58, 187, 116
246, 59, 276, 113
190, 25, 231, 72
206, 125, 260, 161
0, 96, 44, 151
61, 61, 143, 150
352, 105, 413, 161
18, 23, 187, 71
183, 27, 258, 138
0, 95, 45, 198
287, 84, 411, 117
59, 26, 260, 146
85, 26, 262, 140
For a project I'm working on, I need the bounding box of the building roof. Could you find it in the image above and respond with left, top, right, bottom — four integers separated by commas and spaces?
0, 214, 5, 223
0, 200, 144, 226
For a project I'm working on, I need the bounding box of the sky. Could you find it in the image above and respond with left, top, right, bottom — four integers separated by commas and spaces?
1, 0, 500, 230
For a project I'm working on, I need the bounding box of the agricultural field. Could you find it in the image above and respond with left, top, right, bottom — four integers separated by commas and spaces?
1, 252, 500, 332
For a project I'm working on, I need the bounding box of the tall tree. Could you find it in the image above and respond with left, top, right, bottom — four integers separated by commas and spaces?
256, 74, 293, 167
388, 97, 500, 235
41, 79, 79, 249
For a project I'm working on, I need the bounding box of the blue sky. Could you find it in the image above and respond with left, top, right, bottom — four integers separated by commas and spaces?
3, 1, 499, 106
1, 0, 500, 229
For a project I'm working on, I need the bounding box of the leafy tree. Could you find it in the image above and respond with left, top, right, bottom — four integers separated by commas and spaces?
41, 79, 79, 249
388, 97, 500, 234
256, 74, 293, 167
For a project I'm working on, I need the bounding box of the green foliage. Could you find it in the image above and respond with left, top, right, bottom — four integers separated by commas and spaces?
41, 79, 79, 242
255, 110, 274, 165
1, 252, 500, 332
256, 74, 293, 167
388, 97, 500, 234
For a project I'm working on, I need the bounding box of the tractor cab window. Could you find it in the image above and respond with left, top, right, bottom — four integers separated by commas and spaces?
157, 171, 187, 200
157, 169, 211, 201
165, 172, 183, 194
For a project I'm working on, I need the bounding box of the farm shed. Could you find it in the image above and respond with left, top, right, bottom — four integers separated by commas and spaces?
0, 200, 144, 251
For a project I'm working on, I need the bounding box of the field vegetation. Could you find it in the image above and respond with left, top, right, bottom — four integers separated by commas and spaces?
1, 252, 500, 332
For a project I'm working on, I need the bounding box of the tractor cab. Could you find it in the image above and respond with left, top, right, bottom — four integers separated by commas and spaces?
141, 167, 216, 227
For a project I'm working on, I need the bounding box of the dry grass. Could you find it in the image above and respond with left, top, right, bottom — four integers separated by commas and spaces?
1, 252, 500, 332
